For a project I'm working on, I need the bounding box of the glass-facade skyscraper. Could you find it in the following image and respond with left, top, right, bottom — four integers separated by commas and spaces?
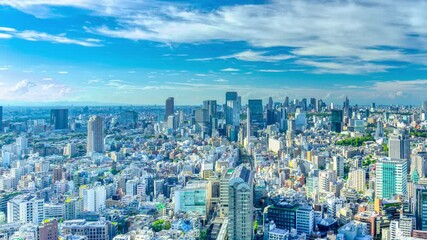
376, 157, 407, 199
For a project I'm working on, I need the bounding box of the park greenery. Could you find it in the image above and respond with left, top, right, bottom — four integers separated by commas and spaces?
336, 135, 374, 147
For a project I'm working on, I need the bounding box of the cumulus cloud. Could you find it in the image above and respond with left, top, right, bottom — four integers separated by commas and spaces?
11, 79, 37, 94
3, 0, 427, 74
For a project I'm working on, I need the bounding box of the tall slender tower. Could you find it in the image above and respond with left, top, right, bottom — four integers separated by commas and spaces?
0, 106, 3, 132
87, 116, 104, 154
228, 165, 254, 240
246, 106, 251, 139
165, 97, 174, 121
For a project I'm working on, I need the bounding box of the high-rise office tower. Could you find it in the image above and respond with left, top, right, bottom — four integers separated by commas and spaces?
246, 106, 251, 138
316, 99, 324, 112
411, 152, 427, 178
228, 165, 254, 240
87, 116, 104, 154
333, 156, 344, 178
422, 101, 427, 112
0, 106, 3, 132
343, 96, 349, 110
268, 97, 273, 110
120, 110, 138, 128
389, 129, 411, 164
376, 157, 407, 199
331, 109, 343, 133
415, 184, 427, 230
165, 97, 174, 121
220, 169, 233, 217
248, 99, 263, 124
203, 100, 217, 129
195, 108, 210, 134
284, 96, 289, 107
225, 92, 238, 125
225, 92, 238, 103
226, 100, 240, 127
375, 121, 385, 140
51, 109, 69, 130
309, 98, 316, 110
266, 109, 276, 125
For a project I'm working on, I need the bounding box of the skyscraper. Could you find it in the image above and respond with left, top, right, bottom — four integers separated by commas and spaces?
388, 129, 411, 163
51, 109, 69, 130
226, 100, 240, 126
225, 92, 238, 125
228, 165, 254, 240
268, 97, 273, 110
87, 116, 104, 154
248, 99, 263, 124
165, 97, 174, 121
376, 157, 407, 199
0, 106, 3, 132
225, 92, 238, 103
422, 101, 427, 112
203, 100, 217, 129
331, 109, 343, 133
415, 184, 427, 230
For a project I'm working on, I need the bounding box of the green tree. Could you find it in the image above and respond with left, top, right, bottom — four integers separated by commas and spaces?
152, 220, 165, 232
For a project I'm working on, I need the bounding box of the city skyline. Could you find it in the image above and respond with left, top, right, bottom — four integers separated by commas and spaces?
1, 0, 427, 105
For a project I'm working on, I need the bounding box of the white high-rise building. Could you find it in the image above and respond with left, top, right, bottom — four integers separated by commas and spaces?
87, 116, 104, 154
228, 165, 254, 240
83, 185, 106, 212
388, 129, 410, 163
318, 170, 337, 193
15, 136, 28, 157
348, 169, 366, 192
333, 156, 345, 178
7, 195, 44, 224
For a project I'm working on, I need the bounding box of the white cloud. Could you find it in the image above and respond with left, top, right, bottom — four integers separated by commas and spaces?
0, 33, 12, 39
296, 60, 394, 74
15, 31, 102, 47
3, 0, 427, 73
221, 68, 240, 72
0, 27, 16, 32
58, 71, 68, 74
190, 50, 293, 62
11, 79, 37, 94
0, 25, 102, 47
0, 65, 12, 71
214, 78, 228, 82
258, 69, 286, 73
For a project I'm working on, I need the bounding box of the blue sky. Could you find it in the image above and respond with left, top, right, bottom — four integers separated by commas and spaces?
1, 0, 427, 105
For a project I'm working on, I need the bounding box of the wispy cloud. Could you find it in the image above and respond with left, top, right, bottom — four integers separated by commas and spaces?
4, 1, 427, 73
221, 68, 240, 72
190, 50, 293, 62
258, 69, 286, 73
0, 26, 102, 47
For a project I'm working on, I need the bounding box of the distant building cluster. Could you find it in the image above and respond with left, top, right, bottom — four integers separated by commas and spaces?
0, 94, 426, 239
